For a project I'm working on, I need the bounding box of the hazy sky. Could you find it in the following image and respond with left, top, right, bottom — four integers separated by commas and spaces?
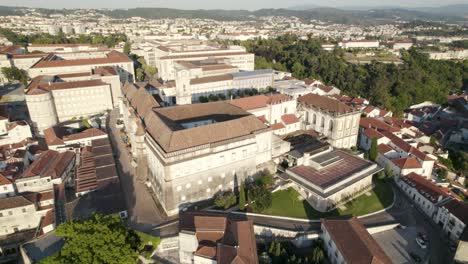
1, 0, 467, 10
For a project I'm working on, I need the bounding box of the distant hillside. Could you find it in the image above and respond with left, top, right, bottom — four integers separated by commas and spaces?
0, 5, 466, 25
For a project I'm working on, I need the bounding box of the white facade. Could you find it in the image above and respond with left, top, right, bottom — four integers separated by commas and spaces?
300, 105, 361, 149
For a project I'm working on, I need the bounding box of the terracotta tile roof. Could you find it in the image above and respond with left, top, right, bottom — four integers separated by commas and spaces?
303, 78, 320, 85
391, 157, 422, 169
403, 172, 454, 203
190, 74, 233, 85
26, 79, 108, 95
93, 66, 118, 76
229, 95, 268, 111
315, 84, 334, 93
0, 195, 33, 211
442, 199, 468, 224
56, 72, 91, 79
362, 128, 385, 140
31, 50, 131, 68
271, 123, 285, 130
20, 150, 74, 179
145, 102, 269, 153
321, 217, 392, 264
257, 115, 268, 124
360, 118, 400, 133
281, 114, 299, 125
266, 94, 293, 104
179, 212, 258, 264
377, 144, 395, 154
298, 93, 355, 114
0, 173, 12, 186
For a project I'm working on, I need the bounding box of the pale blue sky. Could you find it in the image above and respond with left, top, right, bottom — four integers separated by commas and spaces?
0, 0, 467, 10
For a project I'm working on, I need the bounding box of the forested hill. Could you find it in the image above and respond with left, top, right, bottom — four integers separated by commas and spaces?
240, 36, 468, 115
0, 5, 466, 24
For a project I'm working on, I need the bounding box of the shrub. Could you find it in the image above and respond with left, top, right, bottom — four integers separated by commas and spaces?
248, 185, 272, 212
255, 173, 274, 187
214, 191, 236, 209
199, 96, 209, 103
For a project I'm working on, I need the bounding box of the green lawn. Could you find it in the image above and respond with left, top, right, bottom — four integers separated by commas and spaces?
135, 230, 161, 258
257, 179, 394, 219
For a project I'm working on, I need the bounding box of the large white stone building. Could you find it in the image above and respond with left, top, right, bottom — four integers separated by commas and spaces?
338, 39, 380, 49
28, 50, 134, 83
119, 85, 274, 216
298, 94, 361, 149
147, 41, 254, 81
25, 70, 117, 134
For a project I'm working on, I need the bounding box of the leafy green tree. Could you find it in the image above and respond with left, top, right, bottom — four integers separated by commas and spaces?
199, 96, 209, 103
369, 137, 378, 161
255, 173, 274, 187
123, 41, 132, 55
311, 246, 325, 264
248, 185, 272, 212
136, 68, 145, 81
239, 183, 246, 211
214, 191, 236, 210
1, 66, 28, 85
41, 213, 140, 264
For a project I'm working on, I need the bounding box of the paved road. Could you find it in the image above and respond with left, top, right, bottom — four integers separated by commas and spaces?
108, 108, 167, 232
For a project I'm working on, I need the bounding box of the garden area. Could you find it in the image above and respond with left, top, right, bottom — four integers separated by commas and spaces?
254, 178, 394, 219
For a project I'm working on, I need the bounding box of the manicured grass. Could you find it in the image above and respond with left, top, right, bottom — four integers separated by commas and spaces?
135, 230, 161, 258
337, 179, 394, 216
256, 179, 394, 219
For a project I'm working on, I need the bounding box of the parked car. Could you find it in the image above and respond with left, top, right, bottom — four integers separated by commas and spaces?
417, 232, 429, 242
416, 237, 427, 249
409, 252, 422, 263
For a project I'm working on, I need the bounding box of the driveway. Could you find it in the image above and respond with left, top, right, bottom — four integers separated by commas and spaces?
108, 108, 167, 232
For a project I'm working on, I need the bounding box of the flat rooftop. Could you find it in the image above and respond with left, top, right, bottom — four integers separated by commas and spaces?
289, 150, 376, 189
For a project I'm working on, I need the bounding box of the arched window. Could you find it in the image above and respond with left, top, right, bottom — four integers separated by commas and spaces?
329, 120, 334, 131
321, 117, 325, 128
312, 114, 316, 125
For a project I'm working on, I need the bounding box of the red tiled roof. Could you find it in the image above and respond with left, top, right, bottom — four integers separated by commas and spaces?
363, 128, 385, 140
229, 95, 268, 111
271, 123, 285, 130
378, 144, 394, 154
31, 50, 131, 68
298, 93, 355, 114
321, 217, 392, 264
281, 114, 299, 125
391, 157, 421, 169
266, 94, 292, 104
404, 172, 454, 202
442, 199, 468, 224
360, 118, 400, 133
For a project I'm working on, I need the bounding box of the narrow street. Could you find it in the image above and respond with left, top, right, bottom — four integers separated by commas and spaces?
108, 108, 167, 232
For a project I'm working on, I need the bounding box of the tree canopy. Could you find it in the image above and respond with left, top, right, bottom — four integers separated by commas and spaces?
42, 214, 140, 264
235, 35, 468, 116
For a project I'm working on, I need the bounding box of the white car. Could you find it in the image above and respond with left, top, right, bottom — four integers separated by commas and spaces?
416, 237, 427, 249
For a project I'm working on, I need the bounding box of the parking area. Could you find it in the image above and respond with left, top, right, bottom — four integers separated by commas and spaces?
373, 226, 428, 264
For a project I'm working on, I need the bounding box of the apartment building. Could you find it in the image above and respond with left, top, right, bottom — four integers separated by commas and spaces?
44, 126, 108, 151
397, 172, 454, 218
178, 212, 258, 264
298, 94, 361, 149
26, 76, 114, 134
0, 119, 32, 146
435, 199, 468, 242
321, 217, 392, 264
28, 50, 134, 83
0, 191, 53, 236
15, 150, 75, 193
